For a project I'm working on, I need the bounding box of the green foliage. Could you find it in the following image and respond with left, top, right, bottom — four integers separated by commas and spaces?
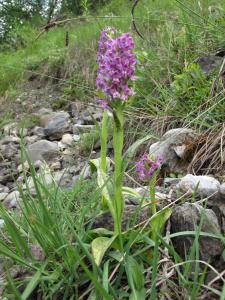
78, 129, 99, 154
1, 0, 225, 297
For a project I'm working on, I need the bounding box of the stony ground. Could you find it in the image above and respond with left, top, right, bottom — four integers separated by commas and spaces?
0, 74, 225, 295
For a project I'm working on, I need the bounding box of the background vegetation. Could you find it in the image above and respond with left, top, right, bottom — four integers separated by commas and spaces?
0, 0, 225, 299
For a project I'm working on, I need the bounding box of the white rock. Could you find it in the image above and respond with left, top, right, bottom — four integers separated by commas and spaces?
173, 145, 186, 159
50, 161, 61, 170
0, 185, 9, 193
3, 123, 19, 136
0, 193, 8, 201
17, 161, 30, 173
58, 141, 67, 150
177, 174, 220, 198
73, 134, 80, 142
149, 128, 198, 173
62, 134, 73, 145
4, 191, 21, 208
25, 170, 53, 191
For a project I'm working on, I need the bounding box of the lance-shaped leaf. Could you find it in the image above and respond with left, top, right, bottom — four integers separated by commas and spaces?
91, 236, 117, 266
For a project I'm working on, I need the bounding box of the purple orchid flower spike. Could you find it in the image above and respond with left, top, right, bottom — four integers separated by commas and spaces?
96, 28, 136, 108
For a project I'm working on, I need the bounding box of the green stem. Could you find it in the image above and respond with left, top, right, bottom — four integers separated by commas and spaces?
149, 172, 157, 215
113, 106, 124, 238
100, 109, 109, 173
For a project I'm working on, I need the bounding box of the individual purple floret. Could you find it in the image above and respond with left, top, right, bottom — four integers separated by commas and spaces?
96, 28, 136, 106
136, 154, 162, 181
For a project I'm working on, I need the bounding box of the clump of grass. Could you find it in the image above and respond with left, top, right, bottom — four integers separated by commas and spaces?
0, 156, 224, 299
0, 1, 225, 297
77, 129, 100, 154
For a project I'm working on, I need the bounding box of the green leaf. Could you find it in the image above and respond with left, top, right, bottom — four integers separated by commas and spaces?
122, 134, 157, 172
126, 256, 146, 300
91, 236, 116, 266
103, 260, 110, 293
129, 288, 146, 300
89, 157, 114, 214
88, 228, 113, 237
126, 256, 144, 291
122, 186, 142, 199
89, 157, 110, 174
150, 208, 172, 241
21, 268, 42, 300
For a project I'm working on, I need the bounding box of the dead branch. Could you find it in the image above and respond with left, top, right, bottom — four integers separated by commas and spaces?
131, 0, 144, 40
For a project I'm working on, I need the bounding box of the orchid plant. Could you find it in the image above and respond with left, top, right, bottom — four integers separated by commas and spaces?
90, 28, 170, 261
136, 154, 162, 215
136, 154, 172, 242
94, 27, 136, 238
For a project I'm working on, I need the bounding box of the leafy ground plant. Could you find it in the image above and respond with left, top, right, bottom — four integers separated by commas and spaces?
0, 0, 225, 299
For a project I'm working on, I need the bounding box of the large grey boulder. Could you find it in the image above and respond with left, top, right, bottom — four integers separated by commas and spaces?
27, 140, 58, 163
177, 174, 220, 199
170, 203, 223, 263
149, 128, 198, 173
40, 111, 71, 140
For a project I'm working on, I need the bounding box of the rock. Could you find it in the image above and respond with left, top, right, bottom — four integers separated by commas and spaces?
41, 111, 70, 140
27, 140, 58, 163
164, 177, 181, 187
62, 148, 72, 156
25, 170, 53, 193
80, 165, 91, 179
25, 167, 72, 192
3, 123, 19, 136
219, 183, 225, 200
24, 135, 39, 145
61, 133, 73, 145
73, 134, 80, 142
0, 143, 19, 160
3, 191, 21, 209
0, 185, 9, 193
29, 244, 45, 261
92, 204, 152, 231
0, 136, 20, 145
82, 114, 93, 124
72, 124, 95, 135
124, 186, 172, 205
17, 161, 30, 173
54, 170, 73, 187
72, 118, 85, 125
207, 183, 225, 233
0, 193, 8, 201
149, 128, 199, 173
177, 174, 220, 199
195, 55, 223, 76
93, 112, 102, 122
36, 108, 53, 115
31, 126, 45, 138
170, 203, 223, 263
0, 166, 18, 185
50, 161, 61, 170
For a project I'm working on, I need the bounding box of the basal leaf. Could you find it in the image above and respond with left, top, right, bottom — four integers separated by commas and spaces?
91, 236, 116, 266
